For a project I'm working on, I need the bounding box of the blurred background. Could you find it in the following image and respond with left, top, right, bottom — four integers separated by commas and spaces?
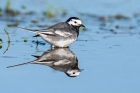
0, 0, 140, 93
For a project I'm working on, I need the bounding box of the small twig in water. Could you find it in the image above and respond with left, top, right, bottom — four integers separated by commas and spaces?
3, 29, 11, 54
4, 29, 10, 42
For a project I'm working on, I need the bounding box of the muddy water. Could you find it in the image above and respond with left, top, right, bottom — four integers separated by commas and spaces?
0, 0, 140, 93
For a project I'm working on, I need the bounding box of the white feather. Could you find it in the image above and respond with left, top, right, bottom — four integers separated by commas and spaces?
54, 59, 71, 65
55, 30, 72, 37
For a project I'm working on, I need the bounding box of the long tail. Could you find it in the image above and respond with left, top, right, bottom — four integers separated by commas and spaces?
11, 26, 40, 33
7, 61, 34, 68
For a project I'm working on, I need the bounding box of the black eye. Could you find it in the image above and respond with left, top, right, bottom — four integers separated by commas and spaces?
74, 21, 77, 23
73, 72, 75, 74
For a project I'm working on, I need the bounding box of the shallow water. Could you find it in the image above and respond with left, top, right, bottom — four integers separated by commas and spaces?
0, 0, 140, 93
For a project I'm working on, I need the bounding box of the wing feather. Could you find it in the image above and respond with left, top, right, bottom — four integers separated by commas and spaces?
38, 28, 72, 37
12, 26, 73, 37
55, 30, 72, 37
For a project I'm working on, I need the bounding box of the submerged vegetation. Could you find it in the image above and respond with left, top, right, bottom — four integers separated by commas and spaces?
23, 37, 28, 42
44, 5, 67, 18
5, 0, 19, 16
0, 44, 2, 49
113, 14, 130, 20
44, 6, 56, 18
5, 0, 10, 11
0, 38, 2, 43
0, 0, 67, 28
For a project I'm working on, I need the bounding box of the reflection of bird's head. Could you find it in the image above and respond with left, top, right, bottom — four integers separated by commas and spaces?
65, 69, 80, 77
65, 69, 84, 77
64, 60, 84, 77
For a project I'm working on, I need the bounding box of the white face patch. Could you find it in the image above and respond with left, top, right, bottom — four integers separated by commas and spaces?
68, 19, 82, 26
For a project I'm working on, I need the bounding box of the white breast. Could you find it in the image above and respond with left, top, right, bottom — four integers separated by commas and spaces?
54, 39, 75, 47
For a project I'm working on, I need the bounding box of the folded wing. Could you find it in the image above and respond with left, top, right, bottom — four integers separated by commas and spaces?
37, 28, 73, 37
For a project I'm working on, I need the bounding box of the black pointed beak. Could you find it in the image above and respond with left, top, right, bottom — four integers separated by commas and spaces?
81, 24, 85, 28
80, 69, 84, 72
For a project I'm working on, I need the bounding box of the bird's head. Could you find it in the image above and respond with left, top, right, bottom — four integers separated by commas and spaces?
66, 17, 85, 28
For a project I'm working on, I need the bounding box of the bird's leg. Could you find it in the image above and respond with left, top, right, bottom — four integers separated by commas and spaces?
36, 37, 38, 43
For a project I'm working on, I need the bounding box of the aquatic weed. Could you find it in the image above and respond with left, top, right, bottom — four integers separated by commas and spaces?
0, 38, 2, 43
44, 6, 56, 18
0, 45, 2, 49
5, 0, 19, 16
31, 20, 39, 24
44, 3, 67, 18
113, 14, 130, 20
5, 0, 10, 11
7, 22, 18, 27
23, 37, 28, 42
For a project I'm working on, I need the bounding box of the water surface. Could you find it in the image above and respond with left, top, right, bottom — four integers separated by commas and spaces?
0, 0, 140, 93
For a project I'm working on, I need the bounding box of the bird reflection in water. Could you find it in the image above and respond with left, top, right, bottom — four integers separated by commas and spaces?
7, 48, 83, 77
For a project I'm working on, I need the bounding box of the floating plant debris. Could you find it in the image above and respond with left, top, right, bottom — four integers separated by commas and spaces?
0, 38, 2, 43
0, 45, 2, 49
5, 0, 19, 16
98, 16, 108, 21
24, 39, 27, 42
113, 14, 130, 20
23, 37, 28, 42
31, 20, 39, 24
44, 11, 56, 18
7, 22, 18, 27
110, 29, 117, 34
